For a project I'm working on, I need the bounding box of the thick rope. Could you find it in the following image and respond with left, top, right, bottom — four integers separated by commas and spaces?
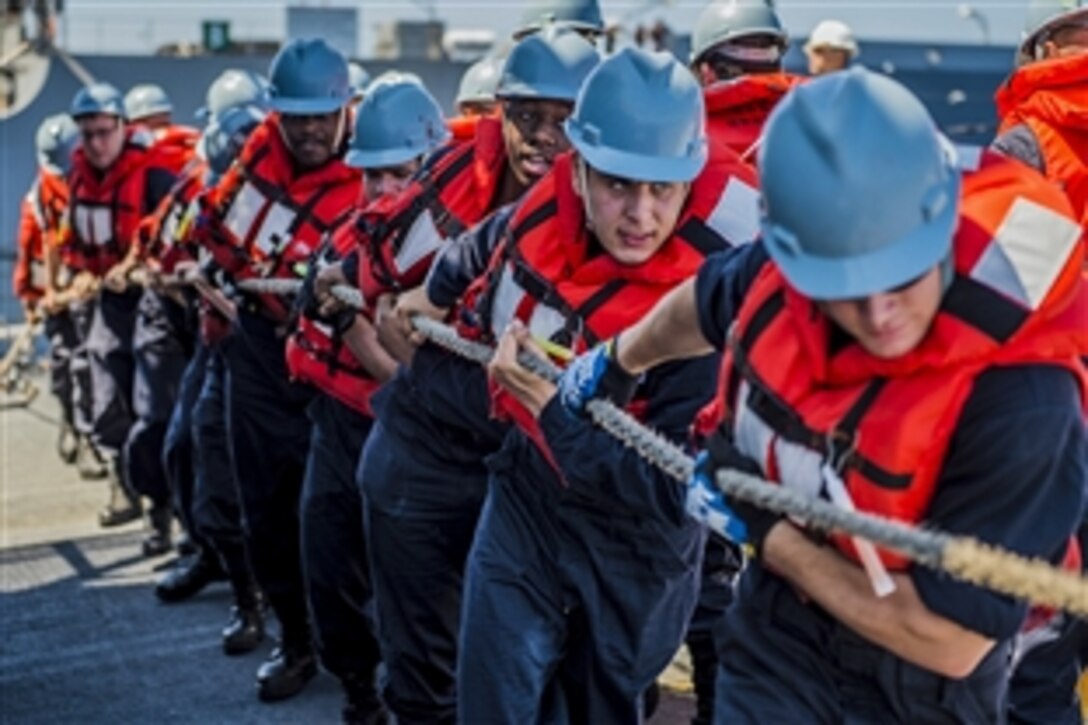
239, 278, 1088, 615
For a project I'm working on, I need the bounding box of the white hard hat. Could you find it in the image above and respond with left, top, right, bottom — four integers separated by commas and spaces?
804, 19, 859, 58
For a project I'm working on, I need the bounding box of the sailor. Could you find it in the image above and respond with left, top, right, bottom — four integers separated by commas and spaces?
803, 19, 860, 76
994, 0, 1088, 223
690, 0, 803, 158
13, 114, 82, 465
287, 76, 448, 724
123, 83, 201, 174
60, 82, 179, 534
322, 27, 599, 723
197, 38, 361, 702
153, 69, 269, 605
559, 68, 1088, 722
414, 47, 758, 721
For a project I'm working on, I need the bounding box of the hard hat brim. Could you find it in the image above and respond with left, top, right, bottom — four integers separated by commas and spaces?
269, 97, 348, 115
763, 172, 960, 301
345, 134, 449, 170
570, 131, 708, 183
496, 82, 581, 103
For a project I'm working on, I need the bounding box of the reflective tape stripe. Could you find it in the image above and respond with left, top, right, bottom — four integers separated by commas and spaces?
704, 177, 761, 246
734, 381, 824, 500
970, 196, 1081, 310
253, 201, 297, 256
394, 208, 444, 275
74, 205, 113, 247
223, 181, 265, 244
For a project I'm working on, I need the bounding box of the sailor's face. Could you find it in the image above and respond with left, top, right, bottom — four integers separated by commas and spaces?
363, 158, 420, 200
501, 98, 574, 187
575, 160, 689, 267
280, 109, 345, 169
821, 266, 943, 359
78, 114, 125, 170
806, 47, 850, 76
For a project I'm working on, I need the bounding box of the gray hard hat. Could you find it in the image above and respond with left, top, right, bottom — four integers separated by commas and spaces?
124, 84, 173, 121
456, 56, 503, 106
35, 113, 80, 175
267, 38, 352, 115
197, 69, 271, 122
514, 0, 605, 39
496, 26, 600, 103
1020, 0, 1088, 58
348, 62, 371, 98
70, 82, 125, 119
690, 0, 788, 64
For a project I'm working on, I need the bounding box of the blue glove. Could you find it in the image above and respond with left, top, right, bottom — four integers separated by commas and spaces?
556, 338, 639, 416
687, 451, 750, 544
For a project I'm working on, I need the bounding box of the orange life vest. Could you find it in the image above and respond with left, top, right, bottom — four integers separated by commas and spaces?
63, 130, 156, 275
353, 115, 508, 312
446, 114, 483, 142
709, 151, 1088, 570
285, 205, 380, 417
996, 53, 1088, 224
137, 156, 208, 274
201, 115, 361, 322
13, 170, 70, 301
147, 124, 201, 176
704, 72, 803, 159
469, 148, 761, 470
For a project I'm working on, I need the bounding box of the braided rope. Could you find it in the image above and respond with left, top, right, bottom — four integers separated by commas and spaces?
246, 280, 1088, 615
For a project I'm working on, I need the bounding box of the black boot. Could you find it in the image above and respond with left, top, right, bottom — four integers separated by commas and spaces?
56, 420, 79, 464
98, 460, 141, 527
256, 642, 317, 702
175, 534, 198, 557
155, 549, 226, 603
142, 504, 173, 557
223, 601, 265, 655
76, 437, 109, 480
341, 671, 387, 725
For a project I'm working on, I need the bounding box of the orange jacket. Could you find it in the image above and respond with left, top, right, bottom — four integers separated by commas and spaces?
200, 115, 361, 322
711, 152, 1087, 570
704, 73, 803, 160
996, 53, 1088, 223
12, 170, 69, 302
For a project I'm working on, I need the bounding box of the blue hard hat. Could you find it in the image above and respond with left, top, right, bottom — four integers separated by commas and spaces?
70, 82, 125, 119
456, 55, 503, 106
691, 0, 788, 63
267, 39, 351, 115
124, 84, 172, 121
345, 77, 450, 169
197, 69, 271, 122
35, 113, 80, 175
1020, 0, 1088, 58
758, 68, 960, 301
201, 104, 266, 177
496, 26, 600, 103
566, 48, 708, 183
514, 0, 605, 39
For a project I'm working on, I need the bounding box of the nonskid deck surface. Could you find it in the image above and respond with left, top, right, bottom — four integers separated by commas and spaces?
1, 382, 695, 723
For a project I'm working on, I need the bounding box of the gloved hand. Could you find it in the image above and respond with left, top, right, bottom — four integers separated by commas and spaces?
556, 337, 639, 416
689, 431, 782, 556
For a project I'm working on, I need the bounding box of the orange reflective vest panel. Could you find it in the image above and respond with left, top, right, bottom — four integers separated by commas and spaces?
285, 210, 380, 417
996, 53, 1088, 223
63, 131, 156, 275
704, 73, 803, 159
201, 115, 361, 322
13, 171, 69, 301
468, 148, 761, 464
715, 152, 1087, 570
353, 115, 509, 312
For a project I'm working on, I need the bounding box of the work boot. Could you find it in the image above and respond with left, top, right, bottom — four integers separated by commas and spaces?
341, 672, 388, 725
56, 420, 79, 464
175, 534, 198, 557
98, 465, 141, 527
75, 437, 109, 480
142, 504, 173, 557
155, 549, 226, 603
256, 643, 317, 702
223, 603, 265, 655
